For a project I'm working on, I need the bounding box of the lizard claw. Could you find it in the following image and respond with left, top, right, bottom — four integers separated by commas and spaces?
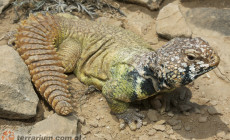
116, 109, 145, 130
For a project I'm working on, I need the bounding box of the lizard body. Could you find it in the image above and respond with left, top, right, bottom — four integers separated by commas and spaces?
15, 13, 220, 130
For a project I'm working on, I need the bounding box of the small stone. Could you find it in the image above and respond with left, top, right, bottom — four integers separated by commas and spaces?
82, 127, 90, 135
148, 129, 156, 136
94, 134, 112, 139
183, 112, 190, 116
184, 125, 191, 131
30, 114, 78, 135
169, 135, 177, 140
139, 134, 149, 140
78, 116, 85, 124
207, 107, 221, 115
167, 112, 174, 117
210, 100, 218, 106
96, 116, 100, 120
147, 109, 158, 122
216, 131, 226, 138
173, 123, 182, 130
199, 98, 210, 104
153, 124, 166, 131
156, 120, 166, 125
167, 119, 181, 126
89, 121, 98, 128
166, 128, 174, 135
194, 108, 201, 114
198, 116, 208, 123
143, 121, 148, 126
224, 133, 230, 139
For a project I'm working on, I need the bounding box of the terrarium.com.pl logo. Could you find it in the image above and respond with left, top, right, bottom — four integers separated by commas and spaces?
1, 130, 80, 140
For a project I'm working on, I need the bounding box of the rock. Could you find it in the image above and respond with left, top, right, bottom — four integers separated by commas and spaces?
194, 108, 201, 114
0, 0, 11, 14
30, 113, 78, 135
199, 98, 210, 105
166, 128, 174, 135
94, 133, 112, 139
207, 107, 221, 115
167, 119, 181, 126
185, 8, 230, 36
148, 129, 156, 136
172, 123, 182, 130
198, 116, 208, 123
89, 120, 98, 128
130, 0, 163, 10
224, 133, 230, 139
156, 3, 192, 39
147, 109, 158, 122
78, 116, 86, 124
210, 100, 218, 106
0, 45, 39, 119
167, 112, 174, 117
139, 134, 149, 140
216, 131, 226, 138
143, 121, 148, 126
122, 11, 158, 46
184, 124, 191, 131
156, 120, 166, 125
169, 135, 177, 140
153, 124, 166, 131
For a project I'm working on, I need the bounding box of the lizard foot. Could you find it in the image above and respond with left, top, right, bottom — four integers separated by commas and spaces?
150, 87, 193, 113
115, 109, 145, 131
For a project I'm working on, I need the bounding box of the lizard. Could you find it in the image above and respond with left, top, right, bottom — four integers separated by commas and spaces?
14, 13, 220, 130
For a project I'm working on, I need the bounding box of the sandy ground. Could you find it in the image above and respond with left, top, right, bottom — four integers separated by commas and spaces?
0, 0, 230, 140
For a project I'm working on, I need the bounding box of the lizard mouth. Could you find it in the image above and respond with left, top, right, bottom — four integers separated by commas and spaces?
195, 66, 217, 78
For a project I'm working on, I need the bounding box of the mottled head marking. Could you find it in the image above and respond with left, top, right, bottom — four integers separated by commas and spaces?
154, 37, 220, 89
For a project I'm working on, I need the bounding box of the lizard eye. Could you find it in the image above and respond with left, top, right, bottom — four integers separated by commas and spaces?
187, 54, 196, 60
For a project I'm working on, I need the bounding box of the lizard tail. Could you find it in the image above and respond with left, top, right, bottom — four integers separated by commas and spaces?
15, 13, 73, 115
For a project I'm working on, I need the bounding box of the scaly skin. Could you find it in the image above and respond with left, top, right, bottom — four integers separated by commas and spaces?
15, 13, 220, 130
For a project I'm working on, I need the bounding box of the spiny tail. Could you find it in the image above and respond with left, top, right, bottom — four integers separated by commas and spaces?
15, 13, 73, 115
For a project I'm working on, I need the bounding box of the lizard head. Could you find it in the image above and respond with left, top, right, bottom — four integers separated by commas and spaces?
154, 37, 220, 89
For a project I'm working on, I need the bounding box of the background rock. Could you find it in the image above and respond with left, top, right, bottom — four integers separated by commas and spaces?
30, 113, 78, 136
156, 3, 192, 39
0, 0, 12, 14
0, 45, 38, 119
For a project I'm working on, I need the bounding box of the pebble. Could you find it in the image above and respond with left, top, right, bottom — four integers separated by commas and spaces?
89, 121, 98, 128
139, 134, 149, 140
167, 119, 181, 126
207, 107, 221, 115
198, 116, 208, 123
166, 128, 174, 135
210, 100, 218, 106
169, 135, 177, 140
147, 109, 158, 122
183, 112, 190, 116
194, 108, 201, 114
199, 98, 210, 104
96, 116, 100, 120
184, 125, 191, 131
173, 123, 182, 130
224, 133, 230, 139
148, 129, 157, 136
78, 116, 86, 124
153, 124, 166, 131
143, 121, 148, 126
82, 127, 90, 135
216, 131, 226, 138
156, 120, 166, 125
167, 112, 174, 117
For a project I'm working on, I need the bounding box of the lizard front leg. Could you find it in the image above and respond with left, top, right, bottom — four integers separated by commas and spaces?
102, 78, 145, 131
